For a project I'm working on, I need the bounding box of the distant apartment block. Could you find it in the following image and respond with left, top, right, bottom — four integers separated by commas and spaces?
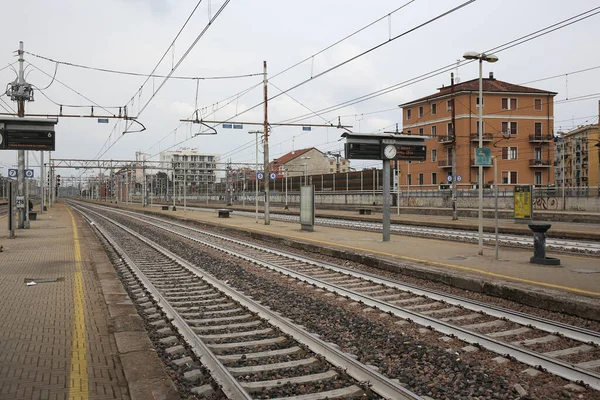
159, 149, 219, 189
398, 73, 557, 188
555, 124, 599, 188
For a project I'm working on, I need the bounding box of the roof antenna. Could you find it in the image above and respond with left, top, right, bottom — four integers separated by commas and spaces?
455, 59, 461, 84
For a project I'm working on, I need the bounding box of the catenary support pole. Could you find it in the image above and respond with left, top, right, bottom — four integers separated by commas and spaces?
263, 61, 270, 225
382, 159, 391, 242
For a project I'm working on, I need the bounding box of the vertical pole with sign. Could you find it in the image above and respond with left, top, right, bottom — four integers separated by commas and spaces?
382, 159, 391, 242
8, 181, 15, 238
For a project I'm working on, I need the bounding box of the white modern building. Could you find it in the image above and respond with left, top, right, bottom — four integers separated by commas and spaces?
159, 148, 220, 189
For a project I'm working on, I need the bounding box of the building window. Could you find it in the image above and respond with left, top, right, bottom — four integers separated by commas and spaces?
407, 174, 412, 186
534, 98, 542, 111
419, 127, 424, 136
534, 171, 542, 185
534, 122, 542, 136
406, 109, 412, 120
446, 100, 452, 111
418, 106, 424, 118
501, 171, 518, 184
447, 122, 453, 135
476, 96, 484, 109
534, 147, 542, 160
431, 149, 437, 162
418, 173, 424, 186
406, 129, 412, 135
501, 146, 518, 160
432, 172, 437, 185
431, 103, 437, 115
501, 98, 517, 110
502, 121, 518, 135
431, 125, 437, 138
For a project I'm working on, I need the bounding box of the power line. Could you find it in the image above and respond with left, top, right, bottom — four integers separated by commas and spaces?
26, 61, 121, 114
123, 0, 232, 133
276, 6, 600, 127
23, 51, 262, 81
143, 1, 421, 159
520, 65, 600, 86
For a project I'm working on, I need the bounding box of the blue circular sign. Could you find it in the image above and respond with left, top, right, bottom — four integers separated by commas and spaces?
257, 172, 264, 180
456, 175, 462, 182
446, 175, 453, 182
269, 172, 276, 180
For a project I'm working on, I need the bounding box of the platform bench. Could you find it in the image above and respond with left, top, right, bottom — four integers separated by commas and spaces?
218, 209, 231, 218
29, 212, 38, 221
162, 206, 169, 210
358, 208, 372, 215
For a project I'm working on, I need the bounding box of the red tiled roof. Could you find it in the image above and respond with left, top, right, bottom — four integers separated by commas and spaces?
400, 78, 557, 107
270, 147, 314, 168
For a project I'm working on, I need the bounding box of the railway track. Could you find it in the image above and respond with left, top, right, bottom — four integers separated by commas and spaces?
73, 202, 422, 399
170, 205, 600, 256
74, 201, 600, 392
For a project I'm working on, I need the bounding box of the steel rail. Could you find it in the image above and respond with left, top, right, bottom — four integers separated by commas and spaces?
73, 203, 423, 400
80, 203, 600, 390
80, 201, 600, 345
74, 207, 253, 400
165, 205, 600, 255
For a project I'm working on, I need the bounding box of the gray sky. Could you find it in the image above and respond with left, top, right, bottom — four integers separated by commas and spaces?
1, 0, 600, 176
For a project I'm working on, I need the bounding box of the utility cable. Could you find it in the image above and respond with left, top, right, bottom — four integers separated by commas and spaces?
276, 6, 600, 127
23, 51, 262, 80
124, 0, 231, 133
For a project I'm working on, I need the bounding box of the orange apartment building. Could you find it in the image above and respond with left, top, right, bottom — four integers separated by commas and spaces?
398, 73, 557, 189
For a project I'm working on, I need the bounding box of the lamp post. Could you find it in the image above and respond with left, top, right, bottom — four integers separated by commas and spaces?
463, 51, 499, 256
301, 156, 311, 185
284, 168, 289, 209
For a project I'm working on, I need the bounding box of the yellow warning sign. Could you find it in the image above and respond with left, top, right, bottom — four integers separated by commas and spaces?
514, 185, 532, 221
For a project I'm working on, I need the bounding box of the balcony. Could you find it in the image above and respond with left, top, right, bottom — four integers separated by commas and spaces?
437, 160, 453, 168
470, 159, 491, 168
470, 132, 494, 142
528, 134, 554, 143
438, 135, 454, 144
529, 159, 551, 167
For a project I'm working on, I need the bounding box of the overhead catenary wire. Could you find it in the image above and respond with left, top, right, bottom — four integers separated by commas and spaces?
23, 51, 262, 81
275, 6, 600, 127
123, 0, 232, 134
143, 1, 424, 160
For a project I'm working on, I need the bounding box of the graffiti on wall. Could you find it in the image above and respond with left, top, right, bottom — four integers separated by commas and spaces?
533, 196, 559, 210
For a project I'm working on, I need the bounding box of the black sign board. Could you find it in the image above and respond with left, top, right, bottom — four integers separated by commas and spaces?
395, 144, 426, 161
344, 142, 381, 160
0, 118, 57, 151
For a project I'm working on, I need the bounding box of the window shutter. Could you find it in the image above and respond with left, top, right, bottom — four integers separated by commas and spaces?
510, 98, 517, 109
511, 122, 518, 135
501, 98, 508, 109
502, 147, 508, 159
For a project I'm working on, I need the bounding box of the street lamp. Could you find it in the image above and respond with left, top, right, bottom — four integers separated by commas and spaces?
463, 51, 499, 256
284, 168, 289, 209
301, 156, 311, 185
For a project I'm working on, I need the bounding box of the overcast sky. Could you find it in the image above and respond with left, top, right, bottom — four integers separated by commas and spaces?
1, 0, 600, 177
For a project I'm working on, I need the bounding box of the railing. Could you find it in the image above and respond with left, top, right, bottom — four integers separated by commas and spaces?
529, 159, 551, 167
437, 160, 452, 167
437, 135, 454, 144
470, 132, 494, 141
528, 134, 554, 142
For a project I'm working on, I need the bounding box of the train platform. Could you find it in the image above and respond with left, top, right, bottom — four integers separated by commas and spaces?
127, 201, 600, 318
0, 203, 178, 400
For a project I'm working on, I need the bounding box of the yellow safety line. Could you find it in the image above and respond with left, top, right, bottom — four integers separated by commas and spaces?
67, 207, 89, 400
219, 221, 600, 297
